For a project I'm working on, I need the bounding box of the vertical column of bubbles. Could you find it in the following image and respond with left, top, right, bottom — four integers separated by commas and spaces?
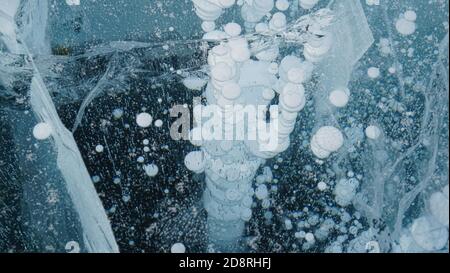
186, 0, 337, 251
299, 1, 343, 160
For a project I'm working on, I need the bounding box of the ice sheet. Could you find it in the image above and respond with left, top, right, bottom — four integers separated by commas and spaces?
0, 0, 118, 252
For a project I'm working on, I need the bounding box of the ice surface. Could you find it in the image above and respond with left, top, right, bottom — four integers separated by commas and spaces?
29, 74, 118, 252
0, 0, 118, 252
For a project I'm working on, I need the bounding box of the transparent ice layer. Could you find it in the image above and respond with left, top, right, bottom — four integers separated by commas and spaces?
1, 0, 118, 252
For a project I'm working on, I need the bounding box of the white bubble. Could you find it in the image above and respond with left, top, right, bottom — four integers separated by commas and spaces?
95, 144, 104, 153
201, 21, 216, 32
33, 122, 52, 140
184, 151, 205, 173
224, 22, 242, 37
365, 0, 380, 6
255, 184, 269, 200
429, 191, 449, 227
276, 0, 289, 11
287, 62, 313, 84
404, 10, 417, 22
255, 22, 269, 33
228, 38, 251, 62
367, 67, 380, 79
365, 125, 382, 140
329, 88, 350, 108
240, 207, 252, 221
122, 195, 130, 202
334, 178, 359, 207
279, 55, 302, 81
112, 108, 124, 119
410, 216, 448, 251
269, 12, 287, 31
281, 83, 305, 111
144, 164, 159, 177
396, 18, 416, 36
218, 0, 235, 8
171, 243, 186, 253
92, 175, 101, 183
65, 0, 80, 6
317, 182, 328, 191
284, 219, 293, 230
310, 139, 331, 159
305, 232, 315, 242
136, 113, 153, 128
313, 126, 344, 153
154, 119, 163, 127
261, 198, 271, 209
183, 77, 207, 91
299, 0, 319, 10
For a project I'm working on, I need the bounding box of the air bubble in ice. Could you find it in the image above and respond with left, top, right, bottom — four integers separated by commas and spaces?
334, 178, 359, 207
65, 0, 80, 6
224, 23, 242, 37
154, 119, 163, 127
171, 243, 186, 253
275, 0, 289, 11
112, 108, 124, 119
136, 113, 153, 128
317, 181, 328, 191
365, 0, 380, 6
183, 77, 207, 91
396, 14, 416, 36
144, 164, 159, 177
410, 216, 448, 251
184, 151, 205, 173
365, 125, 381, 140
429, 191, 449, 227
310, 126, 344, 159
299, 0, 319, 10
33, 122, 52, 140
367, 67, 380, 79
255, 184, 269, 200
95, 144, 104, 153
329, 88, 350, 108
